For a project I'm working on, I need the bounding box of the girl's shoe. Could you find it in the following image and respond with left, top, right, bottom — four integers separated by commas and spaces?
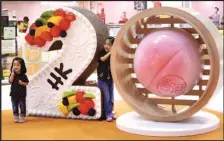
111, 114, 117, 120
19, 116, 25, 123
14, 116, 19, 123
106, 116, 113, 122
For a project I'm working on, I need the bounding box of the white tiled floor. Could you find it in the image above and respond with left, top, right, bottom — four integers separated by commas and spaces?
1, 74, 223, 113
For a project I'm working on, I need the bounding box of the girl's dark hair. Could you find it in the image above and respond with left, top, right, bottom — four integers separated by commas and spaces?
106, 36, 115, 45
17, 20, 22, 25
10, 57, 27, 74
215, 7, 219, 11
23, 16, 29, 22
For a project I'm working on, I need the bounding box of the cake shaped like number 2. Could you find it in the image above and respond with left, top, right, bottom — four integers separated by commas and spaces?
24, 7, 102, 119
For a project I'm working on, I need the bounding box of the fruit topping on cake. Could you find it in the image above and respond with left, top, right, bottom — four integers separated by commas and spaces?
25, 8, 76, 47
58, 89, 97, 117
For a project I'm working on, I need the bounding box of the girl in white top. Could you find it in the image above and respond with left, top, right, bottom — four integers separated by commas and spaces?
209, 7, 220, 26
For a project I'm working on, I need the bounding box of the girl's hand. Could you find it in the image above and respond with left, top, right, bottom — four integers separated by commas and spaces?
19, 80, 23, 85
12, 67, 16, 73
19, 80, 28, 86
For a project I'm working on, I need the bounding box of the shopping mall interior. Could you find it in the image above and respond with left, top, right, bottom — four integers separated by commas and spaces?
1, 1, 223, 140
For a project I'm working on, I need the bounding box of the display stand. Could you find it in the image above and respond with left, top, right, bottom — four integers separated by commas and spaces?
116, 111, 220, 137
111, 7, 222, 122
1, 9, 18, 80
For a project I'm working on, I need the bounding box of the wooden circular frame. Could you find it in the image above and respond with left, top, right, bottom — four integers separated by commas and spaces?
111, 7, 220, 122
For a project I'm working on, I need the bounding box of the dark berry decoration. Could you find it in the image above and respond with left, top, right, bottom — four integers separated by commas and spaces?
29, 29, 36, 36
88, 108, 96, 116
35, 20, 43, 27
62, 97, 69, 106
47, 22, 54, 28
72, 107, 80, 116
60, 31, 67, 38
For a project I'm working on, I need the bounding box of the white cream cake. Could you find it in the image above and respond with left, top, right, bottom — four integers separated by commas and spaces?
24, 7, 102, 119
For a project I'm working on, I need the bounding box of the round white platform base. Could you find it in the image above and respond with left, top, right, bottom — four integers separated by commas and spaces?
116, 111, 220, 137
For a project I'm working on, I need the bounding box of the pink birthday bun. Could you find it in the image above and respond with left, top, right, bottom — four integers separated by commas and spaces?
134, 28, 202, 97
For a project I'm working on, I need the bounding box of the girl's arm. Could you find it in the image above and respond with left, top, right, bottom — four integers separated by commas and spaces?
100, 51, 111, 62
9, 70, 15, 83
18, 74, 29, 86
19, 80, 28, 86
9, 73, 15, 83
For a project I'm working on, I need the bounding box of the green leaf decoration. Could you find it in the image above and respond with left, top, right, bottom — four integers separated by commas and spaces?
83, 93, 96, 99
62, 90, 77, 98
35, 18, 47, 25
68, 103, 80, 111
41, 10, 54, 20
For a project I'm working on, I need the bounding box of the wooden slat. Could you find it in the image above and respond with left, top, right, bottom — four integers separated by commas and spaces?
198, 80, 208, 86
145, 16, 158, 23
137, 19, 146, 29
123, 57, 133, 64
171, 97, 177, 113
133, 78, 209, 86
186, 90, 203, 96
135, 28, 154, 35
203, 70, 210, 75
146, 18, 186, 24
170, 16, 174, 28
135, 27, 145, 34
204, 60, 210, 65
197, 36, 204, 44
141, 18, 147, 27
126, 27, 136, 44
149, 98, 197, 105
181, 28, 198, 34
133, 78, 208, 86
120, 46, 208, 56
138, 87, 203, 96
138, 88, 151, 93
130, 38, 141, 44
132, 78, 140, 83
135, 20, 143, 34
202, 49, 208, 54
135, 27, 198, 35
126, 45, 208, 56
132, 78, 208, 85
127, 68, 135, 73
124, 68, 134, 75
131, 30, 200, 44
129, 68, 209, 76
120, 38, 136, 54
